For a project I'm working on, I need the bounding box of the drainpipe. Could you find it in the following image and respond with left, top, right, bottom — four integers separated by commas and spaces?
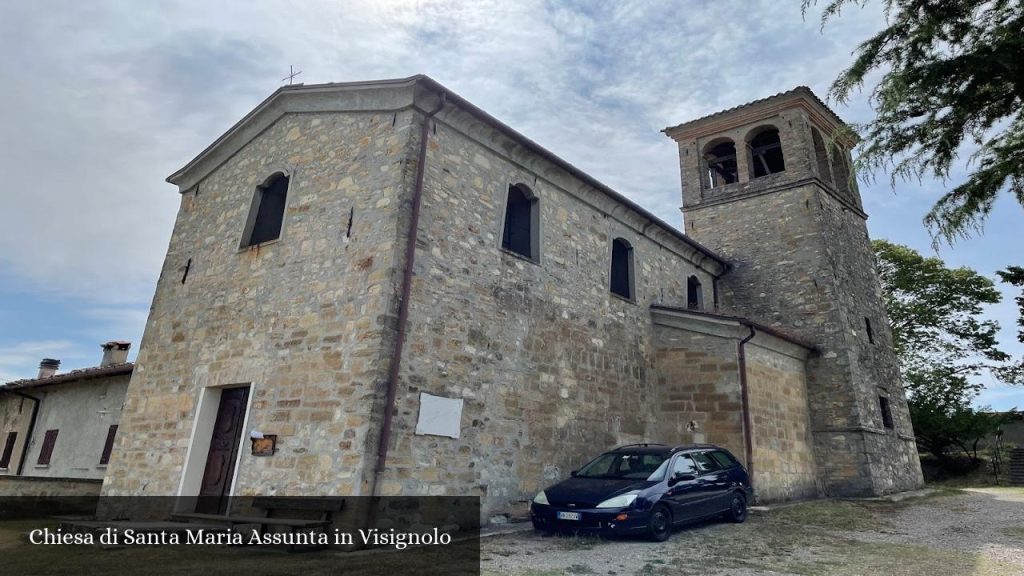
11, 391, 41, 476
371, 91, 447, 497
737, 325, 756, 487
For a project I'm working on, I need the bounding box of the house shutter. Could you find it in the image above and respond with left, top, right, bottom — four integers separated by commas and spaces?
0, 432, 16, 468
37, 429, 59, 466
100, 424, 118, 465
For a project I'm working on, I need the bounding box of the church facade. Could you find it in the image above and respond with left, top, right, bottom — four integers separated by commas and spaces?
100, 76, 923, 518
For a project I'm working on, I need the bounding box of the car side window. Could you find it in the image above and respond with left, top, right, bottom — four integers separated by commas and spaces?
690, 451, 722, 474
709, 450, 740, 469
671, 455, 697, 476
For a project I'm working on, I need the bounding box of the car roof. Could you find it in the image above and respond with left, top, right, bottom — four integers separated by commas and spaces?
608, 443, 723, 456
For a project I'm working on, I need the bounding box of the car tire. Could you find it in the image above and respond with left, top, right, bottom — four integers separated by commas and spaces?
727, 492, 748, 523
647, 505, 672, 542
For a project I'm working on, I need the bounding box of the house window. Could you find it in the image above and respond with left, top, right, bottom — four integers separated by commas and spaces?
879, 396, 894, 429
240, 172, 289, 248
703, 140, 738, 188
37, 429, 58, 466
610, 238, 635, 300
0, 432, 16, 468
501, 184, 539, 261
748, 127, 785, 177
687, 276, 704, 310
865, 317, 875, 344
99, 424, 119, 465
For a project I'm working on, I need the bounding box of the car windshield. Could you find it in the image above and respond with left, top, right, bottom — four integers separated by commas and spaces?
576, 452, 669, 481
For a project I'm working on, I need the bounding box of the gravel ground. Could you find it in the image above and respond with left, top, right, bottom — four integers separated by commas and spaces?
480, 487, 1024, 576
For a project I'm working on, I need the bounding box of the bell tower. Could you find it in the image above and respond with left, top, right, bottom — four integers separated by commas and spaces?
664, 87, 923, 496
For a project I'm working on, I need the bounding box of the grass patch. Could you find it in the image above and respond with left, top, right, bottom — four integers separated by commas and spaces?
771, 500, 887, 532
1002, 526, 1024, 540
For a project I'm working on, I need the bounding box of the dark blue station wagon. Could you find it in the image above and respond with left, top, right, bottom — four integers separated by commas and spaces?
530, 444, 754, 541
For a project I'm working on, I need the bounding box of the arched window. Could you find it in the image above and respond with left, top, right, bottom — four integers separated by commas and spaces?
811, 128, 833, 185
241, 172, 289, 248
748, 127, 785, 177
610, 238, 634, 300
703, 139, 738, 188
501, 183, 539, 261
830, 144, 852, 199
687, 275, 704, 310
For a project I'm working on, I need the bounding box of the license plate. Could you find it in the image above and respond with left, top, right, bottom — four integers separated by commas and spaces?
557, 511, 581, 521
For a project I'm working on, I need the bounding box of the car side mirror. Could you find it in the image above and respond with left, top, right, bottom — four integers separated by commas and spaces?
670, 472, 696, 484
570, 470, 578, 477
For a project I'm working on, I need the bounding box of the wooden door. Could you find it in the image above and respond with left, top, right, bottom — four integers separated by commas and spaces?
196, 387, 249, 514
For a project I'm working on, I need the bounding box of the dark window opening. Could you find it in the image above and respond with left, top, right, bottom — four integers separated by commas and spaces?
704, 141, 738, 188
0, 432, 16, 468
879, 396, 894, 429
610, 238, 634, 300
501, 184, 538, 261
241, 173, 289, 248
687, 275, 704, 310
811, 128, 833, 184
749, 128, 785, 177
830, 144, 852, 199
865, 317, 875, 344
100, 424, 119, 465
37, 429, 58, 466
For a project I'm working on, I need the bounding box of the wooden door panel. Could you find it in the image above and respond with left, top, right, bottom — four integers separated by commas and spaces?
196, 387, 249, 514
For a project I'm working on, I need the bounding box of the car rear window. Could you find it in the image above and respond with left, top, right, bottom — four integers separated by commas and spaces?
709, 450, 740, 469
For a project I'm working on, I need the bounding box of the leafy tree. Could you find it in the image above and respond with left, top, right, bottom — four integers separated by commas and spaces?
997, 265, 1024, 344
804, 0, 1024, 244
873, 240, 1021, 462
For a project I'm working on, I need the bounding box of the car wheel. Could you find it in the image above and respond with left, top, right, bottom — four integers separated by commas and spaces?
727, 492, 747, 523
647, 505, 672, 541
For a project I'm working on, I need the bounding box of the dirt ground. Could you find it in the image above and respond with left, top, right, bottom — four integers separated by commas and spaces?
481, 487, 1024, 576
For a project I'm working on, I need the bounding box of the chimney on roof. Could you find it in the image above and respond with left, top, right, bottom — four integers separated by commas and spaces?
100, 341, 131, 367
37, 358, 60, 379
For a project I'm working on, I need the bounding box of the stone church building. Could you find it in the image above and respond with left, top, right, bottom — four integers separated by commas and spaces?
100, 76, 923, 518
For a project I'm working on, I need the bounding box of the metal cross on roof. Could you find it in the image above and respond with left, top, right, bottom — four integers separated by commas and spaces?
281, 65, 302, 85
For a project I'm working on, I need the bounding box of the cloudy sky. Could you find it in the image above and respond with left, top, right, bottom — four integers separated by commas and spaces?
1, 0, 1020, 409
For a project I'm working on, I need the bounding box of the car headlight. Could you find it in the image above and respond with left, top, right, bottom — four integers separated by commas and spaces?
533, 491, 549, 505
596, 493, 637, 509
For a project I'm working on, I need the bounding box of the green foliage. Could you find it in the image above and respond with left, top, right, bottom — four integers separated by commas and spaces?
804, 0, 1024, 244
997, 265, 1024, 343
873, 239, 1021, 460
872, 239, 1013, 391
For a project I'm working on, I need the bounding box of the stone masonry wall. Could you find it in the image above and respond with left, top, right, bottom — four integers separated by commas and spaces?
651, 325, 744, 459
745, 344, 818, 501
376, 105, 722, 517
102, 109, 417, 497
0, 393, 32, 475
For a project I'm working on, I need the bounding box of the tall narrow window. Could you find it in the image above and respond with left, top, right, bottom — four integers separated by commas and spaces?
830, 144, 852, 199
748, 127, 785, 177
37, 429, 58, 466
501, 184, 539, 261
703, 140, 738, 188
865, 317, 875, 344
241, 172, 289, 248
811, 128, 833, 184
0, 432, 16, 468
879, 396, 894, 429
687, 276, 704, 310
610, 238, 634, 300
99, 424, 119, 465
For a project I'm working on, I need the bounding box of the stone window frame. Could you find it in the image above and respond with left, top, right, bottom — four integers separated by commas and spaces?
877, 392, 895, 430
687, 275, 704, 311
701, 137, 739, 190
608, 236, 637, 303
744, 124, 786, 179
496, 182, 542, 265
238, 170, 293, 251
